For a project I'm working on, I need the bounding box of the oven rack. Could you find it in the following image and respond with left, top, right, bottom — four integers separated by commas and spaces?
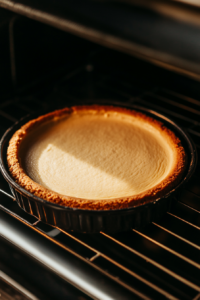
1, 0, 200, 81
0, 64, 200, 300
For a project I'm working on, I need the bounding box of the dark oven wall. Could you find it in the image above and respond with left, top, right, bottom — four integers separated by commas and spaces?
1, 6, 200, 100
0, 8, 99, 97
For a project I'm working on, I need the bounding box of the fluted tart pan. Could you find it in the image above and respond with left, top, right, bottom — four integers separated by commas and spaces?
0, 105, 197, 233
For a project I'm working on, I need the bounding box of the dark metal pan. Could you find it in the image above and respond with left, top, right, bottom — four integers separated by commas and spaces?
0, 104, 197, 233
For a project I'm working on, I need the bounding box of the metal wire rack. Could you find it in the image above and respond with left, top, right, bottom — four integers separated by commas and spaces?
0, 61, 200, 300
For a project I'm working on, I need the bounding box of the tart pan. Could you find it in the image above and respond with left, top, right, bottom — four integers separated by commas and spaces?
0, 105, 197, 233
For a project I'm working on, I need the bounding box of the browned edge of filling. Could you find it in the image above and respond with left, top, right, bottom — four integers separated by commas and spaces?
7, 105, 187, 210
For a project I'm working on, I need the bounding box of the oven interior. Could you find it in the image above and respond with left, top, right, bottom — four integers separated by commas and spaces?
0, 8, 200, 300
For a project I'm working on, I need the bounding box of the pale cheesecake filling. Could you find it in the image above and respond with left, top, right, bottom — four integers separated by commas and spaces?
19, 111, 175, 200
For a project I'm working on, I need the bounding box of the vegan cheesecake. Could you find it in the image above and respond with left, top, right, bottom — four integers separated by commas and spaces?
7, 106, 186, 210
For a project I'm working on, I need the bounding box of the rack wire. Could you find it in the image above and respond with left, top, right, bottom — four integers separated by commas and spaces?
0, 62, 200, 300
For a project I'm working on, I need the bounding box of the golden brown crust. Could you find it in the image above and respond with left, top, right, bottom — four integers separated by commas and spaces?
7, 105, 187, 210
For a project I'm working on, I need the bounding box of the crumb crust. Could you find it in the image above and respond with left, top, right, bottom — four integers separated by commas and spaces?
7, 105, 187, 210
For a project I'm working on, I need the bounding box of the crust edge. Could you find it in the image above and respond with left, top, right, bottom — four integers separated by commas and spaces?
7, 105, 187, 210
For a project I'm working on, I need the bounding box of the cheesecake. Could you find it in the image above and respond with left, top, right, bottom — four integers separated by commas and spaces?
7, 106, 186, 210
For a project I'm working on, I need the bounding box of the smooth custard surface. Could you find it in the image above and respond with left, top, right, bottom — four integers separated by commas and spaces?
19, 111, 175, 200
